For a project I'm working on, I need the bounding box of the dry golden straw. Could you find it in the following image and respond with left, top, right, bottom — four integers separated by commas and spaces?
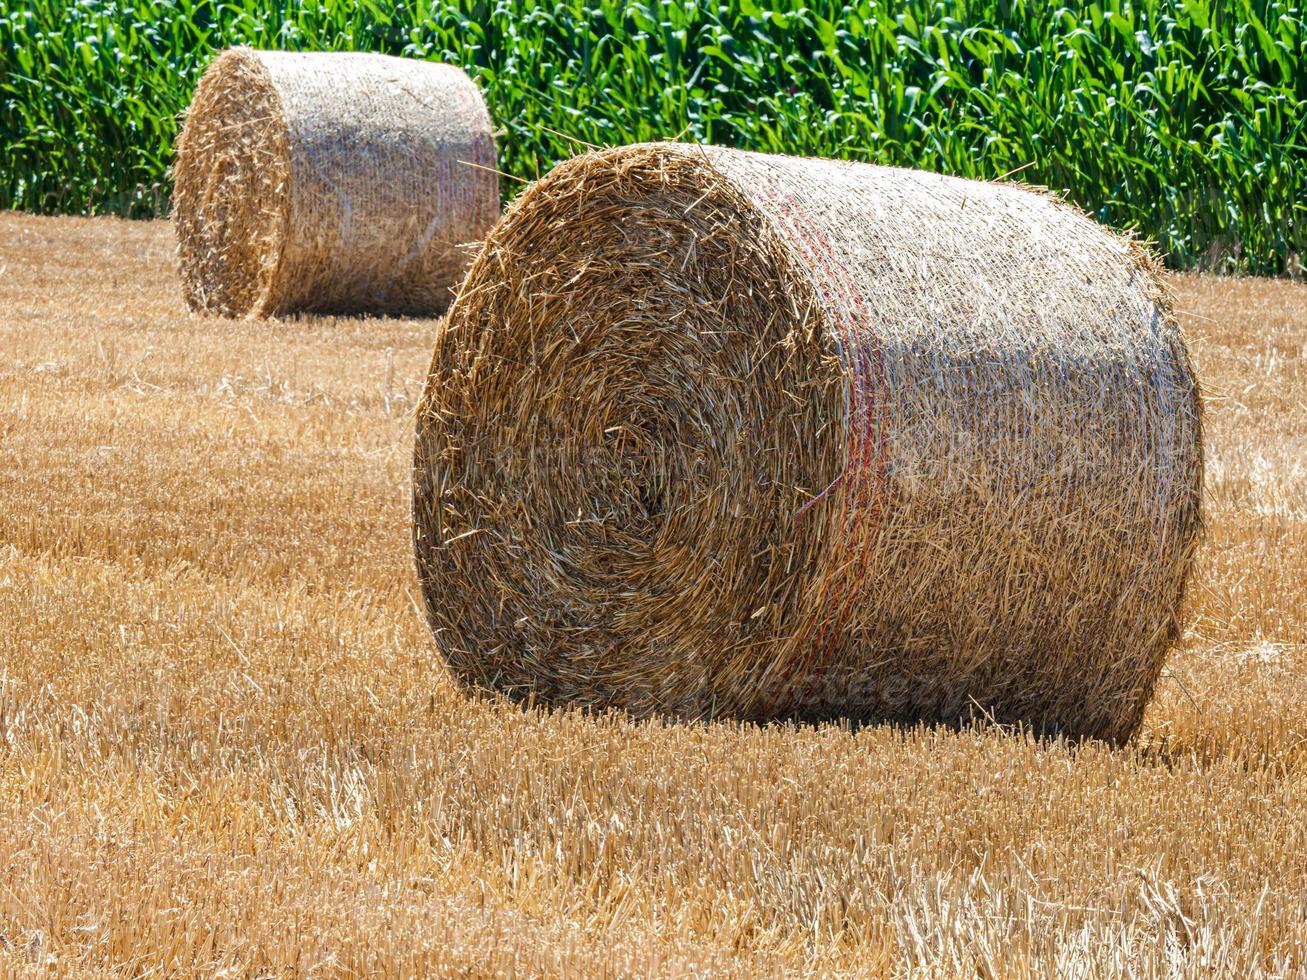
413, 143, 1204, 743
172, 47, 498, 318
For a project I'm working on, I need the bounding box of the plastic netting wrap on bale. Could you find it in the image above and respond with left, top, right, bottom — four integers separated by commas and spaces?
173, 48, 498, 318
412, 143, 1203, 743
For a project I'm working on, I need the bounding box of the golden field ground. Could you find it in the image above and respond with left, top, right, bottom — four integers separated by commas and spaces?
0, 211, 1303, 977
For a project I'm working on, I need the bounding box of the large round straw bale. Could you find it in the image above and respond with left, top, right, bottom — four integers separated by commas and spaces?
173, 48, 498, 317
412, 143, 1203, 743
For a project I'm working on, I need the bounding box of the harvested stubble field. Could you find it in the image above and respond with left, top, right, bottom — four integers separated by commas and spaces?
0, 212, 1304, 977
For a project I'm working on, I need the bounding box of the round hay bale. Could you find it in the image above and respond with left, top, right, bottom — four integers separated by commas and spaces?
173, 47, 498, 318
412, 143, 1203, 743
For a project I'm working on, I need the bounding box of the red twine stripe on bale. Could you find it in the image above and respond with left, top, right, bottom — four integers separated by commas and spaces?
752, 171, 892, 688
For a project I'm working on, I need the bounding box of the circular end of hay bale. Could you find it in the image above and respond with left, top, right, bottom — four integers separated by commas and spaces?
416, 145, 843, 721
173, 48, 499, 318
173, 48, 291, 318
414, 144, 1203, 743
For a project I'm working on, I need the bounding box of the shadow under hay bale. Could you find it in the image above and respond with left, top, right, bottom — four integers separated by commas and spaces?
412, 143, 1204, 744
172, 47, 498, 318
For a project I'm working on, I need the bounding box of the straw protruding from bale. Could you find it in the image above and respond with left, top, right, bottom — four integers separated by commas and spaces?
412, 143, 1203, 743
173, 47, 498, 318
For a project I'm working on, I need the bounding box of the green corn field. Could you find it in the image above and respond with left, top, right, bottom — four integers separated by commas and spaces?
1, 0, 1303, 274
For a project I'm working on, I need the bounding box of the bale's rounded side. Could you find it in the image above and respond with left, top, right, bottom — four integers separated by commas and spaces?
173, 48, 499, 318
412, 143, 1203, 743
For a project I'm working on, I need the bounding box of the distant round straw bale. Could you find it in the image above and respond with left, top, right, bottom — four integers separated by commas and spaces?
412, 143, 1203, 743
173, 47, 498, 318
